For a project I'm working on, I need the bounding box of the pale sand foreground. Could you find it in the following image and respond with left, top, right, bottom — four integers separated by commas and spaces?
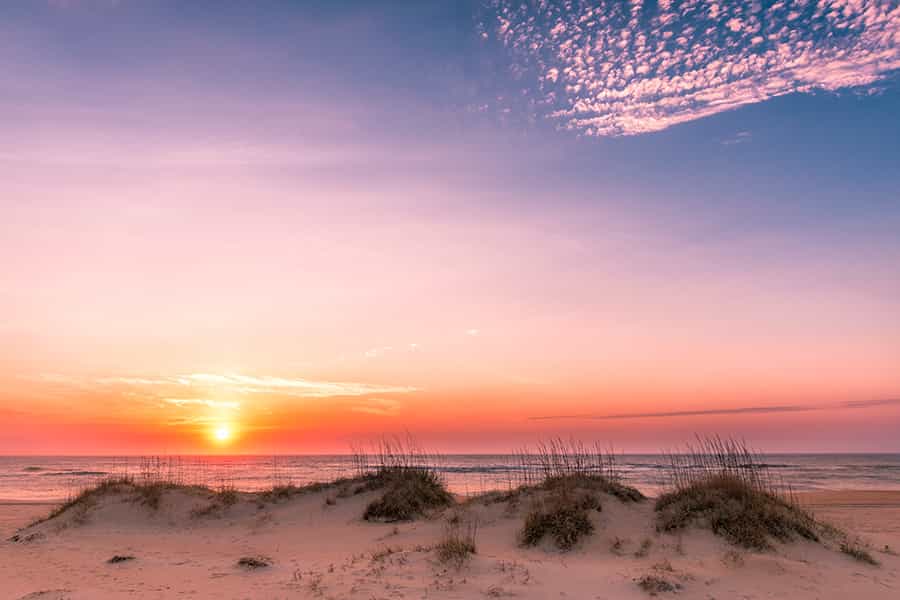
1, 489, 898, 599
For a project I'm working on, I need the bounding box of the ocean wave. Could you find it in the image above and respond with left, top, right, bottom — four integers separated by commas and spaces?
40, 470, 108, 477
22, 466, 44, 472
435, 466, 522, 474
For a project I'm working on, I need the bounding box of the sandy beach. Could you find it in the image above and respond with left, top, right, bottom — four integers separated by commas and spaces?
1, 486, 898, 599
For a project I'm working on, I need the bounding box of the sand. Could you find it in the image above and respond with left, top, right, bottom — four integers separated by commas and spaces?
1, 488, 898, 599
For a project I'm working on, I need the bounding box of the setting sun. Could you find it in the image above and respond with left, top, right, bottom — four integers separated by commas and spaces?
212, 425, 232, 443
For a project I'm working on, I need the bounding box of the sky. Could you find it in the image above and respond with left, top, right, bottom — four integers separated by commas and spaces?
1, 0, 899, 454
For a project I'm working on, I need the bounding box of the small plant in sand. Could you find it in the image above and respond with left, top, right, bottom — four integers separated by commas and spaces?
107, 555, 135, 564
840, 539, 879, 565
634, 537, 653, 558
655, 435, 819, 550
635, 573, 681, 595
520, 493, 595, 550
355, 436, 453, 522
215, 485, 239, 507
237, 555, 272, 569
435, 516, 478, 568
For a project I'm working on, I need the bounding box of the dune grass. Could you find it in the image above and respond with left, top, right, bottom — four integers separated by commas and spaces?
435, 517, 478, 568
362, 467, 453, 521
258, 475, 381, 503
520, 494, 596, 550
636, 573, 681, 595
655, 436, 819, 550
25, 432, 871, 564
509, 439, 642, 550
840, 539, 879, 565
31, 476, 184, 526
355, 437, 453, 522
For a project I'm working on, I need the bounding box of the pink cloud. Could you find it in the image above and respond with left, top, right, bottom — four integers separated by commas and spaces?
488, 0, 900, 136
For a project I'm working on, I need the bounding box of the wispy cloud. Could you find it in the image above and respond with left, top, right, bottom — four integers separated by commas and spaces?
721, 130, 752, 145
530, 398, 900, 420
841, 398, 900, 409
351, 397, 404, 416
184, 374, 419, 398
487, 0, 900, 136
32, 372, 420, 399
163, 398, 241, 410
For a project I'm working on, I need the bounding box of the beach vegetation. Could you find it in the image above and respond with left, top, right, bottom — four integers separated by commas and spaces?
237, 555, 272, 569
840, 539, 879, 565
655, 436, 819, 550
635, 574, 681, 595
355, 437, 453, 522
520, 495, 594, 550
107, 555, 135, 564
435, 517, 478, 568
495, 439, 642, 551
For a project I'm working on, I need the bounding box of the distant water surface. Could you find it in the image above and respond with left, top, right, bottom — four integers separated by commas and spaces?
2, 454, 899, 502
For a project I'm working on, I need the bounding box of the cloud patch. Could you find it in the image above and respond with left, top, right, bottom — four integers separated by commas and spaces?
32, 372, 419, 399
529, 398, 900, 420
486, 0, 900, 136
351, 398, 404, 416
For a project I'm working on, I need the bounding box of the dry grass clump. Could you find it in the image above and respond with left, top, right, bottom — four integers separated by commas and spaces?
840, 539, 879, 565
655, 436, 818, 550
362, 466, 452, 522
34, 476, 183, 526
513, 439, 644, 502
435, 517, 478, 568
37, 477, 135, 524
259, 476, 381, 503
520, 492, 597, 550
635, 574, 681, 595
355, 437, 453, 522
237, 555, 272, 569
216, 486, 239, 507
505, 439, 642, 551
190, 484, 242, 519
473, 439, 643, 511
107, 555, 135, 564
32, 460, 214, 527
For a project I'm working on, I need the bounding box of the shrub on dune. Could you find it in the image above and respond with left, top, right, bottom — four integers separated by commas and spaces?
355, 437, 453, 522
363, 466, 452, 522
655, 436, 819, 550
520, 494, 596, 550
514, 439, 645, 502
506, 439, 644, 551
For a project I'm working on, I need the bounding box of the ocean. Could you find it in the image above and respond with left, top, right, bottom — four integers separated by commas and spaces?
2, 454, 900, 502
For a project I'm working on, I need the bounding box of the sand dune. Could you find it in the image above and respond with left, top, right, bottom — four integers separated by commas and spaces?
1, 484, 898, 599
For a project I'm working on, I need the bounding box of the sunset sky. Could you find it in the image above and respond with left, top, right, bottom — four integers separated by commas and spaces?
2, 0, 899, 454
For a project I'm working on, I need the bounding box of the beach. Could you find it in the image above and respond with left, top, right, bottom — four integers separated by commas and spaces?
2, 487, 898, 599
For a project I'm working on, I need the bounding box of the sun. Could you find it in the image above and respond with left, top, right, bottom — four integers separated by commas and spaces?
213, 424, 233, 443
